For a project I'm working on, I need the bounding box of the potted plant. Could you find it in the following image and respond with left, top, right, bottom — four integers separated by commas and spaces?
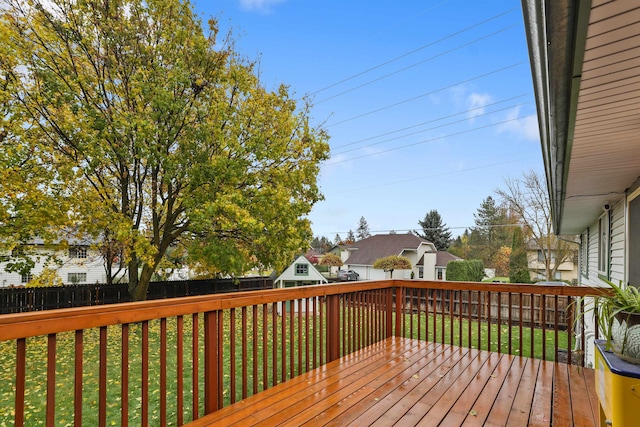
593, 279, 640, 364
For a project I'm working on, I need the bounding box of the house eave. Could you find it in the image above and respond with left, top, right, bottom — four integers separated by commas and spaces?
521, 0, 591, 234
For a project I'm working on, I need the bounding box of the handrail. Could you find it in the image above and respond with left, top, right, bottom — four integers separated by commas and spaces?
0, 280, 608, 341
0, 279, 609, 426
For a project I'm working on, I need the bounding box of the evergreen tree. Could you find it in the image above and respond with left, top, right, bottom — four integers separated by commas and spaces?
346, 230, 356, 243
469, 197, 514, 267
415, 210, 452, 250
509, 226, 531, 283
356, 217, 371, 240
334, 234, 342, 245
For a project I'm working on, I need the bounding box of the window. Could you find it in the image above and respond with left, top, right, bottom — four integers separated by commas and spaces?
21, 273, 32, 283
437, 269, 443, 280
295, 263, 308, 276
537, 250, 555, 263
598, 212, 610, 275
68, 273, 87, 284
69, 246, 87, 259
418, 267, 424, 279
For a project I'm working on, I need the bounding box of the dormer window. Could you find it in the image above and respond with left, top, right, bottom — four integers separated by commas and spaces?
69, 246, 87, 259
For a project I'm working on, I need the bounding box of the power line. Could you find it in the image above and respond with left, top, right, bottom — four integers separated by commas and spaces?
325, 62, 523, 128
325, 114, 536, 165
330, 94, 529, 150
316, 26, 515, 105
309, 9, 515, 97
331, 102, 528, 156
329, 156, 531, 195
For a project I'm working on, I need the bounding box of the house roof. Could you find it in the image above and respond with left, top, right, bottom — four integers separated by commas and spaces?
345, 234, 435, 266
436, 251, 461, 267
522, 0, 640, 234
274, 255, 327, 285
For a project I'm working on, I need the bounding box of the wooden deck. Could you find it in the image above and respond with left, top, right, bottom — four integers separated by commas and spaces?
186, 337, 599, 427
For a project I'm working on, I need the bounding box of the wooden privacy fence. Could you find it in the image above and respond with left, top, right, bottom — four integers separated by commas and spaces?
0, 277, 273, 314
0, 280, 607, 427
405, 287, 572, 329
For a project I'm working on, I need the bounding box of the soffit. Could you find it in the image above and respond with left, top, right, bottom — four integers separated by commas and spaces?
560, 1, 640, 234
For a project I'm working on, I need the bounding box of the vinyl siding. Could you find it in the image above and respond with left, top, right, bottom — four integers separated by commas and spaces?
610, 199, 626, 284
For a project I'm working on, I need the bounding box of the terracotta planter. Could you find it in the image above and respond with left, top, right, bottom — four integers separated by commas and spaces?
611, 311, 640, 364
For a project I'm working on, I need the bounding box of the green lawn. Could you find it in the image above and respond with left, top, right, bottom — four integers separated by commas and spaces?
0, 307, 573, 426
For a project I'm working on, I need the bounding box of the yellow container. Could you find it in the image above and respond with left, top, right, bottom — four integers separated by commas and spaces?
595, 341, 640, 426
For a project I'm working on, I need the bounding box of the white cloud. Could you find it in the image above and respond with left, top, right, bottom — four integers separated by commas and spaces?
467, 92, 492, 121
239, 0, 286, 12
498, 106, 539, 141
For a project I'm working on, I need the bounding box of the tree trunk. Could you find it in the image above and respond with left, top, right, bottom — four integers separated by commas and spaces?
130, 266, 154, 302
128, 255, 140, 301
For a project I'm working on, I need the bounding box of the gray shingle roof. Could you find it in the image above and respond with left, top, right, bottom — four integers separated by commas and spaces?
436, 251, 461, 267
345, 234, 432, 266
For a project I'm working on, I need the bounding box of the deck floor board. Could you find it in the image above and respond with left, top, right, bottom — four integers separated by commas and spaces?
186, 337, 598, 427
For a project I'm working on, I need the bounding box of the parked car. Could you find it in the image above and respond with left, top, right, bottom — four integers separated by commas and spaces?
337, 269, 359, 281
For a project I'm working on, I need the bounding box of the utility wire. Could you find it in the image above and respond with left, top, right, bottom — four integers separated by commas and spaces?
326, 62, 523, 128
325, 114, 536, 165
329, 156, 531, 195
331, 102, 528, 156
331, 94, 528, 150
309, 9, 515, 97
316, 26, 514, 105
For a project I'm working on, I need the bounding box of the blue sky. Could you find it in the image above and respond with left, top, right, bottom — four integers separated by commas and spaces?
194, 0, 541, 239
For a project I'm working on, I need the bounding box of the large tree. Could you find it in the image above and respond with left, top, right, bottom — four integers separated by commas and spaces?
496, 170, 577, 281
318, 253, 342, 276
1, 0, 329, 300
469, 196, 515, 267
415, 209, 452, 250
356, 216, 371, 240
509, 226, 530, 284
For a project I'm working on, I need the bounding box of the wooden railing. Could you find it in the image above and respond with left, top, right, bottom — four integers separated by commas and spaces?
0, 280, 606, 426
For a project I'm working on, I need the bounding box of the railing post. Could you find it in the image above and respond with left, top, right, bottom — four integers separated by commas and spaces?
385, 288, 393, 338
204, 310, 219, 414
326, 294, 340, 363
395, 286, 404, 337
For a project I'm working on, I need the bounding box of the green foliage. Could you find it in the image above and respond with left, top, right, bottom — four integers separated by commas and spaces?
311, 236, 333, 253
590, 279, 640, 349
509, 226, 531, 284
415, 209, 452, 250
459, 197, 516, 268
467, 259, 485, 282
318, 253, 342, 268
345, 230, 356, 243
25, 267, 63, 288
1, 0, 329, 300
372, 255, 411, 278
446, 259, 484, 282
445, 261, 468, 281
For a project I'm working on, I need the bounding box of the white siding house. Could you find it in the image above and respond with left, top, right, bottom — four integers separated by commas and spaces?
274, 255, 327, 315
522, 0, 640, 366
0, 242, 106, 287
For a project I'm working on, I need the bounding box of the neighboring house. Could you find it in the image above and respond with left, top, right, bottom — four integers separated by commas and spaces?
303, 249, 321, 264
328, 244, 350, 263
273, 255, 328, 289
522, 0, 640, 365
525, 239, 579, 284
434, 251, 461, 281
0, 238, 106, 287
344, 234, 441, 280
274, 255, 328, 315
